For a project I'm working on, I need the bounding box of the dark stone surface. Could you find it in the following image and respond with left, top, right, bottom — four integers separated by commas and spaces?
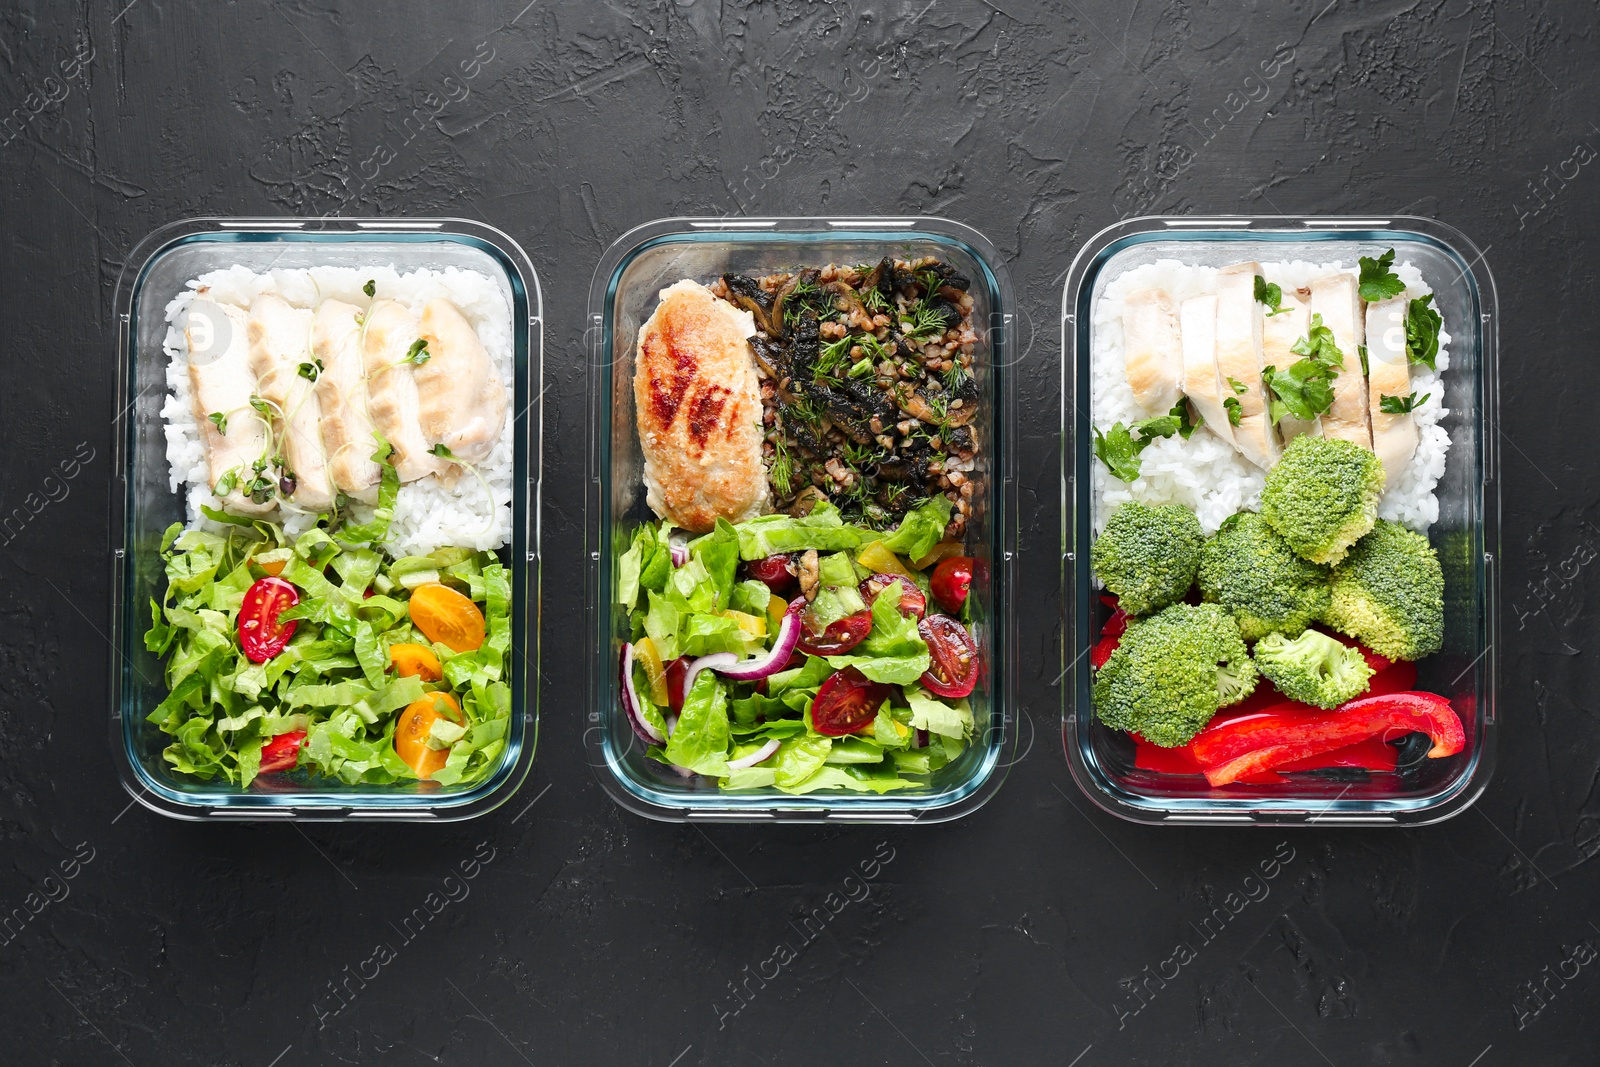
1, 0, 1596, 1063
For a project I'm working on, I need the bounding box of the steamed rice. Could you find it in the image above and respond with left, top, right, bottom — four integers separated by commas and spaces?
161, 265, 515, 556
1090, 258, 1451, 537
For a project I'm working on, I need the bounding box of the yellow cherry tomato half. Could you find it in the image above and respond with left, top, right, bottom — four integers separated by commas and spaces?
407, 582, 486, 652
394, 692, 462, 780
389, 642, 443, 682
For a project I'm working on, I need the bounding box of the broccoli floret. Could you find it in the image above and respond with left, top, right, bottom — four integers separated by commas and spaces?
1321, 519, 1444, 660
1197, 512, 1330, 641
1092, 602, 1258, 747
1260, 436, 1385, 565
1091, 501, 1204, 616
1253, 629, 1374, 709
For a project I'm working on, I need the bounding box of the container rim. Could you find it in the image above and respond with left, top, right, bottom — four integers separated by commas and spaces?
583, 215, 1019, 822
1058, 214, 1500, 827
108, 216, 545, 821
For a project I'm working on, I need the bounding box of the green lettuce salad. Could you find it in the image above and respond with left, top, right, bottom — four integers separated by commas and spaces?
617, 498, 982, 794
145, 504, 513, 789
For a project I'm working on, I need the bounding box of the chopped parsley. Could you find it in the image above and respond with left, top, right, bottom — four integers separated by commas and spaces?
1358, 344, 1370, 376
1254, 275, 1290, 316
1290, 313, 1345, 368
1357, 248, 1406, 303
1262, 358, 1337, 426
1223, 396, 1242, 426
1379, 391, 1430, 414
1092, 400, 1198, 481
1405, 293, 1441, 370
1227, 376, 1248, 396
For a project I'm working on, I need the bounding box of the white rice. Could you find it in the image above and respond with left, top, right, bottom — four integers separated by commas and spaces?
161, 265, 515, 556
1090, 258, 1451, 538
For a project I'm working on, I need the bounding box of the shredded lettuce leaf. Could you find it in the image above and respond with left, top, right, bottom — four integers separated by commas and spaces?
618, 504, 975, 794
146, 516, 512, 789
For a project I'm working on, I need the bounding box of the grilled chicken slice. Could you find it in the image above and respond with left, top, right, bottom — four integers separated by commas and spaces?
1179, 294, 1232, 446
311, 299, 380, 500
1365, 291, 1419, 484
634, 279, 768, 532
415, 298, 508, 466
1263, 282, 1318, 445
361, 299, 445, 484
1215, 263, 1279, 470
1122, 288, 1183, 414
1309, 272, 1371, 450
186, 297, 274, 516
247, 294, 335, 512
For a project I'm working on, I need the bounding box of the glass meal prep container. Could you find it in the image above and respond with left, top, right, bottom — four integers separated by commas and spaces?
1061, 216, 1499, 826
585, 216, 1017, 822
109, 217, 543, 821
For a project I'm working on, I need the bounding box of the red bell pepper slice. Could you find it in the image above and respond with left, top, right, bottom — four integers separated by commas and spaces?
1193, 692, 1464, 786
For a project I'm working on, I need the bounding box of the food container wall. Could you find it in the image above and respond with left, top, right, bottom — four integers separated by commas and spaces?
586, 217, 1017, 822
1061, 216, 1498, 826
110, 217, 542, 821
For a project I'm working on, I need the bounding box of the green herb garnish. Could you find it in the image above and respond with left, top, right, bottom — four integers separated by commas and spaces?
1227, 376, 1248, 396
1358, 248, 1406, 303
1405, 293, 1441, 370
208, 411, 228, 435
403, 338, 431, 366
1379, 391, 1430, 414
363, 278, 376, 298
1223, 396, 1242, 426
1254, 275, 1290, 316
1290, 313, 1345, 368
297, 359, 323, 382
1262, 360, 1337, 426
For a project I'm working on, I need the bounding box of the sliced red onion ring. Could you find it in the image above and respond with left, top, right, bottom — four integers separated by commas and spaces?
727, 738, 781, 770
688, 598, 804, 684
619, 643, 666, 746
668, 529, 690, 567
683, 652, 738, 696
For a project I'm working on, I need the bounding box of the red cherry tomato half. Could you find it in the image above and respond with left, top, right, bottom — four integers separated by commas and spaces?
918, 614, 979, 698
665, 656, 692, 713
742, 555, 797, 596
797, 609, 873, 656
859, 573, 926, 620
930, 556, 976, 615
259, 730, 307, 774
812, 666, 891, 736
239, 576, 300, 663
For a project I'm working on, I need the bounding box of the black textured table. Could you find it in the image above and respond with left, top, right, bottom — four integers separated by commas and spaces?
4, 1, 1594, 1064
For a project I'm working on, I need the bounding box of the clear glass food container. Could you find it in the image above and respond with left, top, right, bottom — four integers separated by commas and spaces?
1061, 216, 1498, 826
585, 216, 1017, 822
110, 217, 543, 821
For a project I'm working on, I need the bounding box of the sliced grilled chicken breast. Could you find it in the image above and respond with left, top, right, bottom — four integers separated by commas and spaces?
1309, 272, 1371, 450
415, 298, 508, 466
186, 298, 274, 516
635, 279, 768, 532
1263, 283, 1319, 445
1179, 294, 1232, 446
247, 293, 335, 512
1215, 263, 1279, 470
361, 299, 445, 484
311, 299, 380, 500
1122, 288, 1183, 414
1365, 291, 1419, 485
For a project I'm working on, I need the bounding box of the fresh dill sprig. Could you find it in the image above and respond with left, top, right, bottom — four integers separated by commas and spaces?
769, 438, 795, 497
